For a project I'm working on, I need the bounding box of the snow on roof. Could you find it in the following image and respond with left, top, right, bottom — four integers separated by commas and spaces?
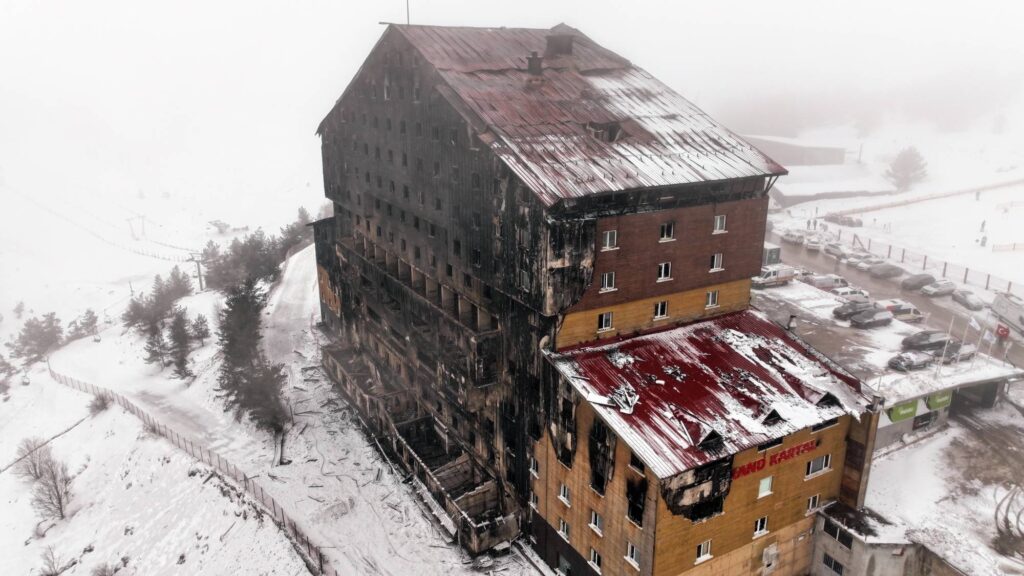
546, 309, 872, 479
870, 354, 1024, 404
390, 24, 786, 206
773, 164, 894, 198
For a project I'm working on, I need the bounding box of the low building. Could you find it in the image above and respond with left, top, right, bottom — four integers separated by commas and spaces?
531, 309, 876, 576
871, 356, 1024, 449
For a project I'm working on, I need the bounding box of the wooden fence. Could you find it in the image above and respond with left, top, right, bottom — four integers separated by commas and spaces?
46, 368, 342, 576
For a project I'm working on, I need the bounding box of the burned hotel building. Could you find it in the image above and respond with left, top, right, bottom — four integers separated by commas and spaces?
313, 23, 878, 575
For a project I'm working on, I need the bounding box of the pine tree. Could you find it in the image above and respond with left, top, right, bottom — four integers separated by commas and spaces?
216, 279, 286, 431
886, 147, 928, 192
150, 275, 171, 317
122, 296, 146, 329
143, 323, 167, 366
166, 266, 194, 300
68, 309, 99, 340
168, 307, 192, 378
190, 314, 211, 344
7, 313, 63, 363
0, 352, 15, 385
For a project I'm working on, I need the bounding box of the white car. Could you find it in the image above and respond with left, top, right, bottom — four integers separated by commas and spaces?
855, 257, 885, 271
831, 286, 870, 301
805, 238, 823, 252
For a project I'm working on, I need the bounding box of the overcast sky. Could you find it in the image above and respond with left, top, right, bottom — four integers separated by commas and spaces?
1, 0, 1022, 208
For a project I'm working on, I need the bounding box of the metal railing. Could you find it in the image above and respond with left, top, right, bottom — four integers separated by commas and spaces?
46, 367, 342, 576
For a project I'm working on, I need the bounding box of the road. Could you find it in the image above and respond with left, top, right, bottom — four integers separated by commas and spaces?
767, 231, 1024, 368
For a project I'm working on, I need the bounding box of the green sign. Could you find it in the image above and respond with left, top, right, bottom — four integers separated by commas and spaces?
887, 400, 919, 422
926, 390, 953, 410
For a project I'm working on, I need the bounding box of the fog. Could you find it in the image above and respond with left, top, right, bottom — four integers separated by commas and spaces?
2, 0, 1022, 207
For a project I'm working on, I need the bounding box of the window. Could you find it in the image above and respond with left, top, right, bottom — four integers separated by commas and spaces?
589, 548, 602, 572
705, 290, 719, 308
453, 239, 461, 256
625, 542, 639, 569
602, 229, 618, 250
657, 262, 672, 281
714, 214, 727, 233
806, 454, 832, 477
758, 476, 773, 498
558, 518, 570, 541
600, 271, 616, 292
653, 301, 668, 319
823, 553, 845, 575
597, 312, 613, 332
824, 520, 854, 548
529, 456, 539, 477
557, 554, 572, 576
710, 252, 724, 271
629, 452, 645, 473
529, 490, 539, 509
695, 539, 712, 563
589, 509, 604, 535
558, 483, 571, 506
807, 494, 820, 513
659, 222, 675, 241
753, 516, 769, 537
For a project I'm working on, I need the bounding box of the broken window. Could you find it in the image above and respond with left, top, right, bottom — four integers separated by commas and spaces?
626, 476, 646, 526
597, 312, 613, 331
659, 222, 675, 241
588, 419, 615, 495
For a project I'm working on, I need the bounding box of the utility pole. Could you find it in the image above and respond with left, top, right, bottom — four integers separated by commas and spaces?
406, 0, 410, 24
189, 254, 205, 291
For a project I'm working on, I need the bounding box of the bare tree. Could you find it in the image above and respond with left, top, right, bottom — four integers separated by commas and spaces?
39, 546, 71, 576
14, 437, 51, 482
90, 563, 117, 576
32, 455, 73, 520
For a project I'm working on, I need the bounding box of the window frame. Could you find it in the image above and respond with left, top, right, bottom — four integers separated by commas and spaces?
625, 541, 640, 570
807, 494, 821, 514
589, 509, 604, 535
659, 222, 675, 242
695, 539, 713, 564
600, 271, 617, 293
713, 214, 727, 233
602, 229, 618, 251
823, 552, 845, 575
753, 516, 769, 538
806, 454, 833, 478
657, 261, 673, 282
597, 312, 614, 332
558, 483, 571, 507
653, 300, 668, 320
558, 518, 570, 542
710, 252, 724, 272
705, 290, 720, 308
589, 548, 603, 573
757, 475, 773, 499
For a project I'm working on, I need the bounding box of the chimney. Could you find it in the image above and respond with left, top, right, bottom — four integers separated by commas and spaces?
527, 51, 543, 76
546, 34, 574, 57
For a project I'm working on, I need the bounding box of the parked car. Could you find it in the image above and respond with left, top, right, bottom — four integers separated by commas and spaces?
855, 257, 885, 271
850, 309, 894, 328
901, 273, 936, 291
902, 330, 954, 351
831, 286, 870, 301
876, 299, 925, 324
951, 289, 985, 311
824, 242, 848, 258
752, 264, 797, 289
781, 231, 805, 245
888, 351, 935, 372
833, 300, 876, 320
921, 279, 957, 297
844, 252, 869, 267
804, 238, 823, 252
933, 342, 978, 364
869, 263, 905, 279
801, 274, 850, 290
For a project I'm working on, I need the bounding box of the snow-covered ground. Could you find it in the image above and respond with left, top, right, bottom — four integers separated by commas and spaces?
0, 375, 308, 576
866, 400, 1024, 575
38, 246, 535, 576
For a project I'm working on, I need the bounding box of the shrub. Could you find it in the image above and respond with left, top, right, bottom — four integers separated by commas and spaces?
32, 454, 74, 520
89, 394, 112, 415
14, 437, 51, 482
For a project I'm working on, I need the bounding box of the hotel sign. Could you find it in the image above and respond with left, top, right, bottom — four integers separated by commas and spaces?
732, 439, 819, 480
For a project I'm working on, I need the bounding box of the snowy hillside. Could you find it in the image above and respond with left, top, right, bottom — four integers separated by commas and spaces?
0, 375, 308, 576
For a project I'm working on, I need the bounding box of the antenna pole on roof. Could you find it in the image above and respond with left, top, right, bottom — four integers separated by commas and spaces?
406, 0, 410, 25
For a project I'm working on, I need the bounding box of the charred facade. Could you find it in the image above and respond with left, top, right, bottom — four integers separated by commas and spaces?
312, 23, 876, 573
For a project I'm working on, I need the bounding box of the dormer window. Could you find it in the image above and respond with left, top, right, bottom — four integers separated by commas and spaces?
586, 121, 625, 143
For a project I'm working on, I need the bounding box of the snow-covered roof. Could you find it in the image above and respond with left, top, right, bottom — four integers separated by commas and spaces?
870, 355, 1023, 404
387, 24, 786, 206
546, 309, 872, 479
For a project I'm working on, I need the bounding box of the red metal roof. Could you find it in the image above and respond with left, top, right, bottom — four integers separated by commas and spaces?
546, 309, 870, 479
394, 24, 787, 206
